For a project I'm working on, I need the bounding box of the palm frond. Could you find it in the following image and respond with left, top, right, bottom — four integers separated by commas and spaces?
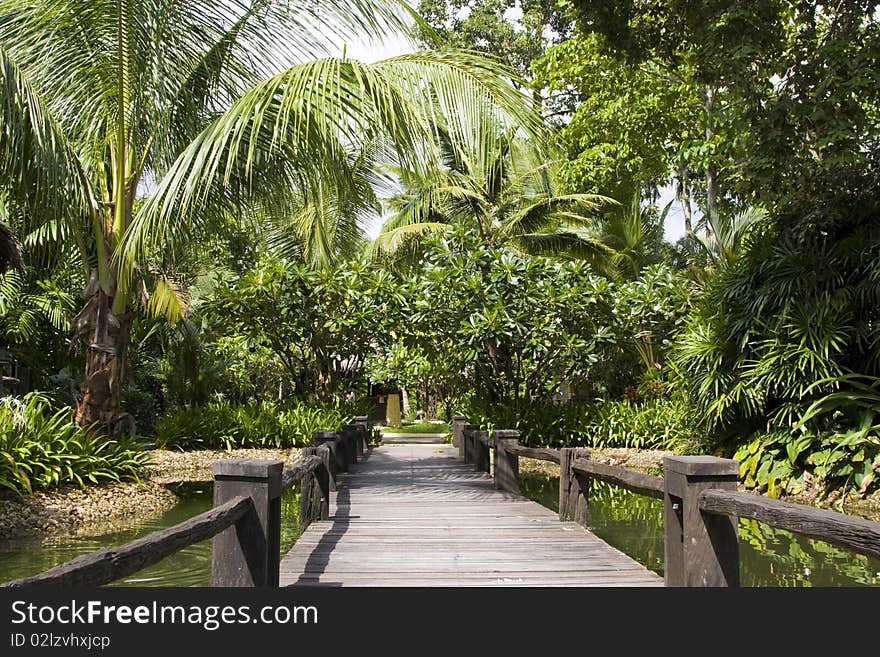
0, 45, 96, 265
514, 230, 620, 277
371, 222, 449, 255
145, 274, 187, 323
122, 51, 541, 276
507, 193, 618, 236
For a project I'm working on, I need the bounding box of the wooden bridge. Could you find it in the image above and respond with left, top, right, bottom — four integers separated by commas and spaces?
279, 442, 660, 586
4, 416, 880, 588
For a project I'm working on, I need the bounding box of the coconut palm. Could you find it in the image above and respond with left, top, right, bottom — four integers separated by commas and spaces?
0, 0, 544, 435
588, 188, 668, 279
373, 126, 618, 270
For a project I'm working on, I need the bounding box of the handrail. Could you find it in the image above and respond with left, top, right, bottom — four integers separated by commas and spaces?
281, 454, 324, 493
451, 414, 880, 587
699, 488, 880, 560
1, 496, 253, 588
571, 457, 664, 499
3, 415, 374, 589
507, 444, 561, 464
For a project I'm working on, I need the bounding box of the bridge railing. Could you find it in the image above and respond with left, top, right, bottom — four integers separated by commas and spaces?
2, 416, 373, 588
452, 417, 880, 587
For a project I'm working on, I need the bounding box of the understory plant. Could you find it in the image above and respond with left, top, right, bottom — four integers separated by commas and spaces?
0, 393, 146, 495
734, 374, 880, 500
466, 396, 696, 450
154, 400, 354, 450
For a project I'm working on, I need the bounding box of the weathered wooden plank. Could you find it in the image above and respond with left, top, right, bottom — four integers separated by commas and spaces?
700, 488, 880, 560
572, 457, 665, 499
2, 497, 252, 588
279, 443, 661, 587
508, 445, 561, 464
281, 455, 323, 493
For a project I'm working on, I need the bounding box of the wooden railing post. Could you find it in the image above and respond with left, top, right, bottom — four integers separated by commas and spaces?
212, 459, 283, 587
299, 447, 330, 535
476, 430, 490, 473
313, 430, 339, 490
559, 448, 590, 526
354, 415, 370, 453
462, 423, 478, 464
663, 456, 740, 587
451, 415, 467, 456
341, 424, 360, 463
492, 430, 520, 494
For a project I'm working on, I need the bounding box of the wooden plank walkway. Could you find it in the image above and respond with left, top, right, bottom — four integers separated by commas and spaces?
280, 443, 663, 587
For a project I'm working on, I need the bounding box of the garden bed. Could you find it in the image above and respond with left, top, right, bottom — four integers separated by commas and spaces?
0, 447, 302, 541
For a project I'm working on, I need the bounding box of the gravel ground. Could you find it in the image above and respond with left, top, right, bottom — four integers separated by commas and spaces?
0, 447, 302, 541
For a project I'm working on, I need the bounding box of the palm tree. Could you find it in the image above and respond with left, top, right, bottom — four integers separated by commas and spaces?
695, 206, 767, 268
588, 188, 667, 279
373, 126, 618, 270
0, 0, 544, 435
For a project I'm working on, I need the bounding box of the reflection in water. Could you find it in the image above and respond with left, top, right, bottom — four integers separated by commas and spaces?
520, 472, 880, 587
0, 483, 302, 587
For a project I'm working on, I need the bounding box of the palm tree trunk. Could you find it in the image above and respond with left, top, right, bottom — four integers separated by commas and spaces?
704, 86, 718, 229
676, 166, 693, 234
74, 269, 134, 437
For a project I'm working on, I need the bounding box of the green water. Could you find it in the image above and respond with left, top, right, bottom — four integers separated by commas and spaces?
0, 483, 302, 587
521, 472, 880, 587
2, 476, 879, 587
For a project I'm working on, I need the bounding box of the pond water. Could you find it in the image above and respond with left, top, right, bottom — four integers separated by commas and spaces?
2, 476, 878, 587
521, 472, 880, 587
0, 483, 301, 587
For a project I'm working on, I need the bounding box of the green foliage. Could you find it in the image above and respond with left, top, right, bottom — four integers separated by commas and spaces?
532, 33, 705, 196
673, 223, 880, 435
384, 421, 450, 434
0, 393, 146, 495
578, 398, 699, 451
208, 257, 404, 401
735, 425, 880, 501
415, 0, 571, 83
466, 396, 696, 450
120, 385, 160, 437
404, 227, 615, 406
154, 401, 354, 451
733, 373, 880, 499
374, 126, 616, 269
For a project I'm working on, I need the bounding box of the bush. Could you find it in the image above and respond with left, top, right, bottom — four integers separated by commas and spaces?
579, 398, 699, 451
465, 397, 696, 450
0, 393, 147, 495
121, 385, 160, 436
154, 400, 353, 450
734, 428, 880, 500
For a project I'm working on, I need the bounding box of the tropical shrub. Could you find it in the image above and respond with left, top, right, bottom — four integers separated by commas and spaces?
734, 373, 880, 499
0, 393, 146, 495
208, 258, 404, 401
465, 396, 696, 450
735, 426, 880, 501
673, 223, 880, 438
154, 400, 354, 450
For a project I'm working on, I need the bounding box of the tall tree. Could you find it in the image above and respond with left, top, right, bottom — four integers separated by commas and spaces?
0, 0, 544, 435
541, 0, 784, 222
373, 127, 617, 270
415, 0, 570, 93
